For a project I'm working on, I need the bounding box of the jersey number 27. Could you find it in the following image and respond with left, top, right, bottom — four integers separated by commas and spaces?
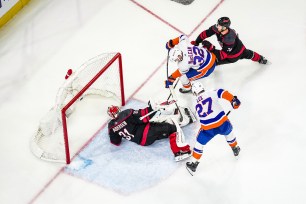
195, 97, 213, 117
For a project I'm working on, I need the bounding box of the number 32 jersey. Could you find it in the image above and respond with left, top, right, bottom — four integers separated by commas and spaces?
195, 89, 234, 130
175, 35, 216, 76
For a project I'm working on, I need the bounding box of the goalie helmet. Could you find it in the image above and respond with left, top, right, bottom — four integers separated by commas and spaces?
107, 105, 121, 119
191, 82, 205, 96
169, 48, 183, 62
217, 17, 231, 28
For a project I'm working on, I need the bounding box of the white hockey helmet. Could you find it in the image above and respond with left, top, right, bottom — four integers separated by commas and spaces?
169, 48, 183, 62
191, 82, 205, 95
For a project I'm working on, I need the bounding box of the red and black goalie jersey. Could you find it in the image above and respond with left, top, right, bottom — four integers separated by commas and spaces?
108, 107, 153, 146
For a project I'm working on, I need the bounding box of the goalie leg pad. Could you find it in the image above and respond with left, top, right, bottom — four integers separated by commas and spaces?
169, 132, 190, 154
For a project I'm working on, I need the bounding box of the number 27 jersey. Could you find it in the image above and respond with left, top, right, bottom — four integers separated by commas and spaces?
195, 89, 230, 130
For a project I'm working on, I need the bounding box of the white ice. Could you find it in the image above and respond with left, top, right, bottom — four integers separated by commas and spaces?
0, 0, 306, 203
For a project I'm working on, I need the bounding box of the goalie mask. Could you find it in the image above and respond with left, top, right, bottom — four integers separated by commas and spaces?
107, 105, 121, 119
192, 82, 205, 96
169, 48, 183, 62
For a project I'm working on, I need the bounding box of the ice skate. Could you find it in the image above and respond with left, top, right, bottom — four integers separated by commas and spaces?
232, 145, 240, 157
186, 161, 199, 176
174, 150, 191, 162
259, 56, 270, 65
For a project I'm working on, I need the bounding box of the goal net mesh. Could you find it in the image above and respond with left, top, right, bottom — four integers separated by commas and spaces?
31, 53, 125, 163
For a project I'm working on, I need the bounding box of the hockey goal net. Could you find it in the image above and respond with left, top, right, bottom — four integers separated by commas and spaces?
31, 53, 125, 164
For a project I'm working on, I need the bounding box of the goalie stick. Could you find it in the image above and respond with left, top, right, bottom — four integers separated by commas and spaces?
139, 99, 177, 121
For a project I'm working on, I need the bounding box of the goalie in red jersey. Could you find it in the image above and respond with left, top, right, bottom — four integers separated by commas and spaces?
107, 101, 193, 162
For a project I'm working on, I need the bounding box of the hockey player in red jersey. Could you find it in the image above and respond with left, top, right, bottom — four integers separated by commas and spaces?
186, 82, 241, 175
165, 34, 217, 93
191, 17, 268, 65
107, 103, 191, 162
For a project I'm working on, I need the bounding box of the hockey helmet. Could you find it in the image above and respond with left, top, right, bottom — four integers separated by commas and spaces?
169, 48, 183, 62
217, 17, 231, 28
107, 105, 121, 119
191, 82, 205, 95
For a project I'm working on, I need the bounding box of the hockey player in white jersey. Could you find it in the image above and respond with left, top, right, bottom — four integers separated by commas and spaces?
186, 82, 241, 175
165, 35, 217, 93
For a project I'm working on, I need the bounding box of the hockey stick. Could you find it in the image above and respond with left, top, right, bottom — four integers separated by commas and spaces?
139, 99, 177, 120
169, 85, 183, 122
165, 50, 180, 100
166, 51, 184, 122
139, 110, 159, 120
167, 79, 179, 101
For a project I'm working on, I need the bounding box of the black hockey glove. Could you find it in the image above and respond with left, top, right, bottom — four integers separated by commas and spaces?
202, 40, 215, 51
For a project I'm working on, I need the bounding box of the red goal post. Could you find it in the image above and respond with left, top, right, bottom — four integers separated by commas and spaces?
31, 52, 125, 164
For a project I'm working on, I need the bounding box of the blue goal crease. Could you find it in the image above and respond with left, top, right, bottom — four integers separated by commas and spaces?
64, 99, 198, 194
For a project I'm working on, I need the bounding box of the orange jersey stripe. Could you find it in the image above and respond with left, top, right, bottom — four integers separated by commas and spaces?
172, 37, 180, 46
189, 53, 216, 81
201, 115, 228, 130
221, 90, 234, 102
171, 69, 182, 79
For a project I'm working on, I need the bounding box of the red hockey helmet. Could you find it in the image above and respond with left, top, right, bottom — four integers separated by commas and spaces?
107, 105, 121, 119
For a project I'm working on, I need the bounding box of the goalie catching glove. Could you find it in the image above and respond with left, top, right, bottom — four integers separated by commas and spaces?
231, 96, 241, 109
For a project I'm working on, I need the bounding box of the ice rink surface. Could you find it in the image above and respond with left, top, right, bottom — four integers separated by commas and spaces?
0, 0, 306, 203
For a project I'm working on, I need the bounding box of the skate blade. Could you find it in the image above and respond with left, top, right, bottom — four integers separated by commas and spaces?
175, 153, 191, 162
261, 61, 272, 66
186, 166, 194, 176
